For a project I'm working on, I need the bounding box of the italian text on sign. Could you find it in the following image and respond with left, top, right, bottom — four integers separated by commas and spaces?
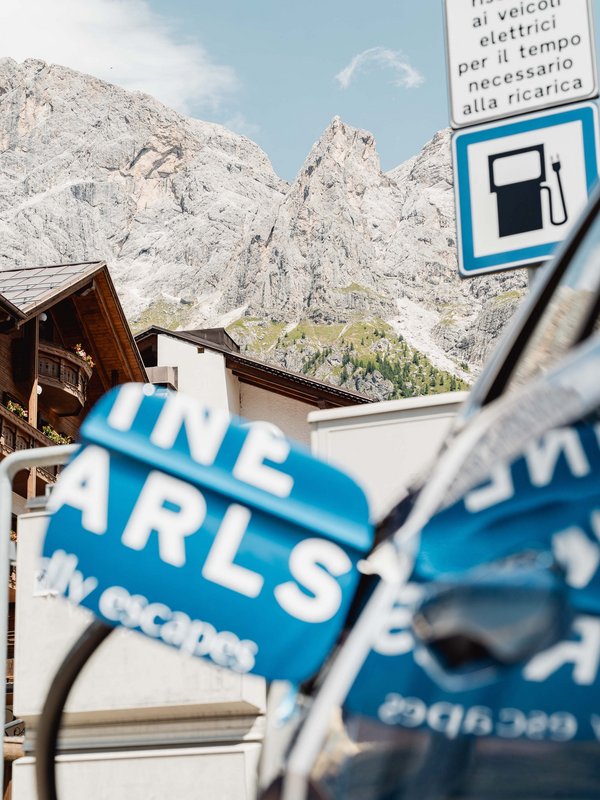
444, 0, 598, 129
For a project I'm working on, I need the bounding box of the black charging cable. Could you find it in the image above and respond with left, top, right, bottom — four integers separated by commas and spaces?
35, 620, 113, 800
542, 157, 568, 226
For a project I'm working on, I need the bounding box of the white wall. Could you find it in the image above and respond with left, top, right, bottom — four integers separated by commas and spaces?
153, 334, 315, 444
157, 336, 239, 411
225, 365, 241, 415
310, 392, 468, 519
14, 745, 261, 800
240, 384, 315, 445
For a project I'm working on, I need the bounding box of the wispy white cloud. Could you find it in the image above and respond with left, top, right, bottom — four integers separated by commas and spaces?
223, 113, 261, 139
336, 47, 424, 91
0, 0, 237, 114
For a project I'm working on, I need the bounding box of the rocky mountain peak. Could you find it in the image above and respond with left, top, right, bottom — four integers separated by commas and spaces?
0, 57, 287, 318
288, 116, 387, 210
302, 116, 378, 175
224, 116, 400, 323
389, 128, 453, 190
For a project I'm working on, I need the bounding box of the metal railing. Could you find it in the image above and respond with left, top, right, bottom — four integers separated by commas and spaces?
0, 407, 58, 483
38, 342, 93, 410
0, 445, 78, 790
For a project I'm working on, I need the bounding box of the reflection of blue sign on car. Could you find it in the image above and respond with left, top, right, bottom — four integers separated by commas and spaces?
346, 417, 600, 742
42, 384, 373, 683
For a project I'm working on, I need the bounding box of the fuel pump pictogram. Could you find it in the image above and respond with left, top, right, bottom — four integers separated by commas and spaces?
488, 144, 568, 238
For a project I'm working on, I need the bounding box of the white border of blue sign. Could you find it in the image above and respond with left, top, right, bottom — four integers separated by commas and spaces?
453, 103, 600, 278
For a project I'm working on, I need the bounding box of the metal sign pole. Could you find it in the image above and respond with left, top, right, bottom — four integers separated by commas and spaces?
0, 445, 78, 791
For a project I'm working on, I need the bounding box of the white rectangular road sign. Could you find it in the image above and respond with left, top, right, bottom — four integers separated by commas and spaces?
453, 103, 599, 276
444, 0, 598, 129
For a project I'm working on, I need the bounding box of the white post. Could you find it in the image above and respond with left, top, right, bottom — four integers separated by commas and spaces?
0, 445, 78, 790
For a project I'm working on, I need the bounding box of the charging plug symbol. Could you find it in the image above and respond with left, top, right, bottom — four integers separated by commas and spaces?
545, 156, 568, 227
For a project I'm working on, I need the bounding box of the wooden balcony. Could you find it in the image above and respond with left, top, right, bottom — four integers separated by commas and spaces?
38, 341, 93, 416
0, 405, 57, 484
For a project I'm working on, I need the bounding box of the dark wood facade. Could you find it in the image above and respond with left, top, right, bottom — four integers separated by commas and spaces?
0, 262, 147, 499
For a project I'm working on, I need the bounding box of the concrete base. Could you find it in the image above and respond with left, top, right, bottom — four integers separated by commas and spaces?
13, 743, 261, 800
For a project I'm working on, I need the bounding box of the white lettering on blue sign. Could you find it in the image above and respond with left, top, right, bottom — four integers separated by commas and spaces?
48, 445, 352, 625
552, 522, 600, 589
373, 585, 423, 657
233, 423, 293, 498
524, 617, 600, 686
464, 465, 513, 512
274, 538, 353, 623
121, 471, 207, 567
106, 383, 147, 431
378, 693, 579, 742
47, 445, 109, 535
107, 386, 295, 498
41, 549, 258, 673
97, 582, 258, 672
150, 393, 230, 466
43, 549, 98, 603
526, 428, 591, 486
202, 504, 263, 597
464, 424, 597, 514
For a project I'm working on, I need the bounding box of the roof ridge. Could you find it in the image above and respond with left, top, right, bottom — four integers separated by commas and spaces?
0, 261, 104, 274
135, 325, 371, 404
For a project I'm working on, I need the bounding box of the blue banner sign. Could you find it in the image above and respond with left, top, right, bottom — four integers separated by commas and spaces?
348, 614, 600, 742
42, 384, 373, 683
346, 420, 600, 741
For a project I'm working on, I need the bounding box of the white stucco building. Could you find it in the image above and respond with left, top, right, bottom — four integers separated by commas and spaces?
135, 326, 371, 446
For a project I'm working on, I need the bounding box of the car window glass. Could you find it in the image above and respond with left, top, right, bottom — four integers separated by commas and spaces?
309, 713, 600, 799
438, 333, 600, 510
507, 214, 600, 391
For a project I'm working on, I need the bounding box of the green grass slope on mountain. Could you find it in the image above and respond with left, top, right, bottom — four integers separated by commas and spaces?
228, 317, 469, 401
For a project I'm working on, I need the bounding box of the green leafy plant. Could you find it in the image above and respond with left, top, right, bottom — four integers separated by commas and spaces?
6, 400, 27, 419
42, 425, 72, 445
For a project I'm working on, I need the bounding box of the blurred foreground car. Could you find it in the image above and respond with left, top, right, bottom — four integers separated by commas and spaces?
259, 185, 600, 800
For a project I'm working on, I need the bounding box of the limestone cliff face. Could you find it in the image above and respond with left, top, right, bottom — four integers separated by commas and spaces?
0, 58, 287, 320
227, 116, 402, 322
0, 58, 526, 394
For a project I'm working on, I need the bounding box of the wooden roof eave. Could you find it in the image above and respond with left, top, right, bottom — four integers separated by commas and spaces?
136, 325, 371, 407
0, 295, 26, 330
18, 262, 146, 383
226, 354, 371, 408
92, 270, 148, 382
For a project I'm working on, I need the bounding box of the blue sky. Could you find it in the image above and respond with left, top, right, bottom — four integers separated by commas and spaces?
2, 0, 600, 182
147, 0, 449, 180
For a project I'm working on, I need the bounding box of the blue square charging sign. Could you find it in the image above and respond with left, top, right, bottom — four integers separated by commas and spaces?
453, 103, 599, 277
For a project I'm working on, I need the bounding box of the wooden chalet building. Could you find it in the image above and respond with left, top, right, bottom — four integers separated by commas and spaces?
0, 262, 146, 790
0, 261, 146, 509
